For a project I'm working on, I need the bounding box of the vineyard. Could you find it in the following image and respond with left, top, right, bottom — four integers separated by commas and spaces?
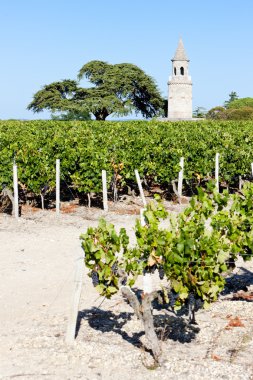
1, 119, 253, 210
1, 119, 253, 375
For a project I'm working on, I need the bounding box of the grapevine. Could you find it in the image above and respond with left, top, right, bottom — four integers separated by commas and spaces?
80, 186, 253, 362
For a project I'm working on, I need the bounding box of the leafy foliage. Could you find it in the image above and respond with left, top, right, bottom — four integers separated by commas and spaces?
227, 97, 253, 109
1, 120, 253, 197
208, 95, 253, 120
80, 185, 253, 361
206, 106, 227, 120
224, 91, 239, 108
27, 80, 80, 114
212, 182, 253, 262
27, 61, 164, 120
81, 186, 253, 307
80, 219, 129, 297
225, 107, 253, 120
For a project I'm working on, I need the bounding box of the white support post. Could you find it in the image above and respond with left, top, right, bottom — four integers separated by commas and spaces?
13, 163, 19, 219
178, 157, 184, 199
56, 159, 60, 215
239, 176, 242, 190
140, 207, 146, 227
215, 153, 220, 192
65, 255, 84, 345
135, 169, 147, 207
102, 170, 108, 212
251, 163, 253, 177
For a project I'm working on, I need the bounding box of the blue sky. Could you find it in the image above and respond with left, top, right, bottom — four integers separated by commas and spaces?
1, 0, 253, 120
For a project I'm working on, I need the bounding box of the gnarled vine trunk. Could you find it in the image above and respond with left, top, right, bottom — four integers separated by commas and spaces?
121, 286, 161, 362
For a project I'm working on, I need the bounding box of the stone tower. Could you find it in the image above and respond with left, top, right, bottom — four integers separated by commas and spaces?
167, 38, 192, 119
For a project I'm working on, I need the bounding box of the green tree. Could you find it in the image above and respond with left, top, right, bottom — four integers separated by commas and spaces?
224, 91, 239, 108
193, 106, 207, 118
227, 97, 253, 109
206, 106, 227, 120
28, 61, 163, 120
207, 98, 253, 120
27, 80, 80, 114
225, 107, 253, 120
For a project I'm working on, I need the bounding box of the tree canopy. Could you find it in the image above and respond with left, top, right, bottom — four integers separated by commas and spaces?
193, 106, 207, 118
224, 91, 239, 108
206, 106, 226, 120
27, 61, 164, 120
227, 97, 253, 109
207, 93, 253, 120
206, 105, 253, 121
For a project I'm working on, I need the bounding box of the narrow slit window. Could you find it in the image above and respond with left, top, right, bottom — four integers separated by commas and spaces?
174, 67, 177, 75
180, 67, 184, 75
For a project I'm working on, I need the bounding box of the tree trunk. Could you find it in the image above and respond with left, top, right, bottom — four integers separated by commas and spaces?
94, 108, 109, 120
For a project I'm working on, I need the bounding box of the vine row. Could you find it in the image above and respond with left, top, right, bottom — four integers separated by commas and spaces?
1, 120, 253, 202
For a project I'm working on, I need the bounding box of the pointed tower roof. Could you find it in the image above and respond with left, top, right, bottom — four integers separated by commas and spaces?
172, 38, 189, 61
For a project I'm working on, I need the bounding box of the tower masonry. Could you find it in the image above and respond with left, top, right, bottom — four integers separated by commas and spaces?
167, 38, 192, 119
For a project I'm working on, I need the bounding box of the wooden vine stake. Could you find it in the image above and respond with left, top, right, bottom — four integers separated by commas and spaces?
177, 157, 184, 201
251, 163, 253, 177
65, 254, 84, 345
56, 159, 60, 215
102, 170, 108, 212
13, 163, 19, 219
140, 208, 153, 294
239, 175, 242, 190
41, 194, 45, 210
135, 169, 147, 207
87, 193, 91, 208
140, 207, 146, 227
215, 153, 220, 192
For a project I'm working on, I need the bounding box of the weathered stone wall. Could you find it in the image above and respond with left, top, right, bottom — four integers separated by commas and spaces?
168, 81, 192, 119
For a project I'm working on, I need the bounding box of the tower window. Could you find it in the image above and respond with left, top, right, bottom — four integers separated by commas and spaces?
174, 67, 176, 75
180, 67, 184, 75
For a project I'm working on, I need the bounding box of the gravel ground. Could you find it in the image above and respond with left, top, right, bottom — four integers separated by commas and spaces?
0, 202, 252, 380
